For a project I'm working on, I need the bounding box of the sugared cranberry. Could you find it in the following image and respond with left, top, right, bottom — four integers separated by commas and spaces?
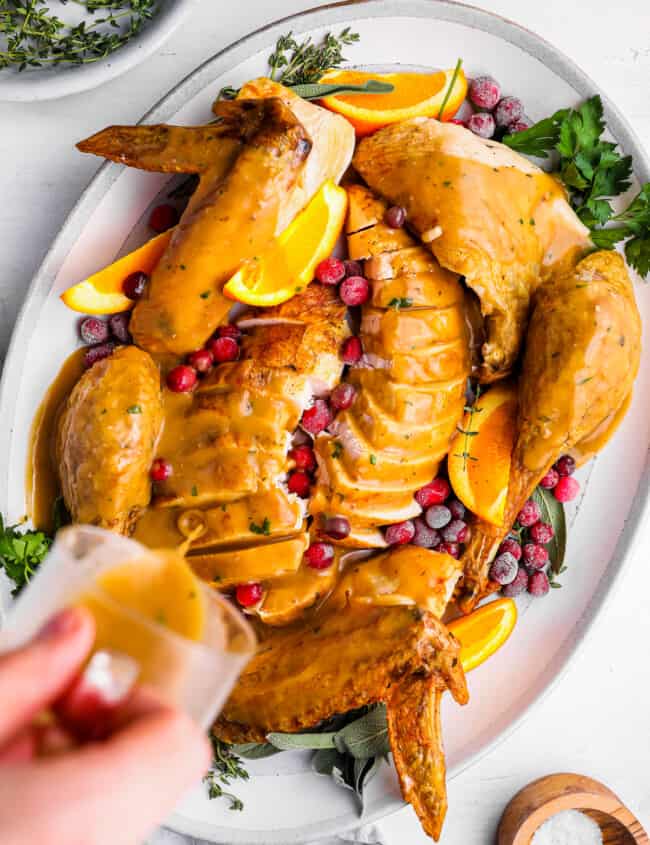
498, 537, 522, 561
508, 119, 531, 134
330, 383, 357, 411
539, 467, 560, 490
209, 336, 239, 363
495, 96, 524, 128
109, 312, 131, 344
187, 348, 214, 373
415, 478, 450, 508
343, 259, 363, 278
384, 520, 415, 546
122, 271, 148, 300
166, 364, 197, 393
236, 582, 263, 608
554, 476, 580, 503
489, 552, 519, 585
425, 505, 452, 530
523, 543, 549, 571
447, 498, 466, 520
217, 324, 242, 340
148, 203, 178, 233
315, 256, 345, 286
340, 336, 362, 365
412, 517, 440, 549
528, 570, 550, 597
442, 519, 469, 544
467, 112, 495, 139
438, 541, 460, 558
530, 521, 554, 545
150, 458, 172, 482
384, 205, 406, 229
287, 470, 311, 498
502, 567, 529, 597
80, 317, 109, 345
289, 444, 316, 472
83, 342, 115, 368
305, 542, 334, 570
469, 75, 501, 110
554, 455, 576, 477
301, 400, 333, 435
322, 516, 351, 540
517, 499, 542, 527
340, 275, 370, 307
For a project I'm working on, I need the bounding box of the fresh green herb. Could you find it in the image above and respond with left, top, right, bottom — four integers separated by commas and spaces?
453, 384, 482, 471
531, 486, 567, 576
369, 454, 377, 466
126, 404, 142, 414
289, 78, 394, 100
331, 440, 344, 459
268, 27, 359, 86
0, 515, 52, 596
204, 736, 248, 811
387, 297, 413, 310
249, 517, 271, 536
437, 58, 463, 120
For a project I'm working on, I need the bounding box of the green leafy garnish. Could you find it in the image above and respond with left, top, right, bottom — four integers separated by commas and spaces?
331, 440, 344, 459
289, 78, 394, 101
204, 736, 248, 811
249, 517, 271, 536
126, 404, 142, 414
437, 57, 463, 120
268, 27, 359, 86
387, 297, 413, 310
531, 487, 567, 577
0, 515, 52, 596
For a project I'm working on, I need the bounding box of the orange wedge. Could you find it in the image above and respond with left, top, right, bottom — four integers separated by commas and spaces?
449, 598, 517, 673
223, 180, 348, 307
61, 230, 172, 315
447, 382, 518, 527
318, 67, 468, 136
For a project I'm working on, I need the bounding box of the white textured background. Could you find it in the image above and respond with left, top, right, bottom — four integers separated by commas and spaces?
1, 1, 649, 843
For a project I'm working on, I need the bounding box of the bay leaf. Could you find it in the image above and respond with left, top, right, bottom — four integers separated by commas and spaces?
334, 704, 390, 760
290, 79, 394, 100
532, 486, 567, 575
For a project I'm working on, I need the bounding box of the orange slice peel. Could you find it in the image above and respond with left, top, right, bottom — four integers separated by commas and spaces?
449, 597, 517, 673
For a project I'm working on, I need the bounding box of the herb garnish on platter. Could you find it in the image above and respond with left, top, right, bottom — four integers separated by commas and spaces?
0, 515, 52, 595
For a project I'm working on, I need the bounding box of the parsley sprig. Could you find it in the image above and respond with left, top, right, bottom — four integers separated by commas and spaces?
0, 515, 52, 596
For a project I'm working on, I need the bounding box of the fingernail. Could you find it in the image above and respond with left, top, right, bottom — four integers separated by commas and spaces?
37, 607, 81, 641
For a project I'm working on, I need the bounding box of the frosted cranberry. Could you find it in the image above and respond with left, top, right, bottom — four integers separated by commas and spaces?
315, 256, 345, 286
415, 478, 450, 508
80, 317, 109, 345
467, 112, 495, 139
554, 455, 576, 477
209, 336, 239, 363
449, 118, 467, 126
323, 516, 351, 540
508, 119, 531, 133
236, 582, 263, 608
412, 517, 441, 549
469, 75, 501, 110
528, 570, 550, 597
340, 275, 370, 307
554, 476, 580, 503
489, 552, 518, 585
343, 260, 363, 278
305, 542, 334, 570
385, 520, 415, 546
148, 203, 178, 233
522, 543, 549, 571
425, 505, 452, 530
109, 312, 131, 344
384, 205, 406, 228
122, 271, 148, 300
217, 324, 241, 340
301, 399, 333, 435
438, 541, 460, 558
289, 444, 316, 472
340, 335, 362, 365
287, 470, 311, 498
187, 348, 213, 373
83, 342, 115, 368
495, 96, 524, 128
530, 521, 554, 545
498, 537, 522, 561
502, 567, 529, 597
539, 467, 560, 490
150, 458, 172, 482
166, 364, 197, 393
331, 383, 357, 411
442, 519, 469, 544
517, 499, 541, 527
447, 498, 466, 520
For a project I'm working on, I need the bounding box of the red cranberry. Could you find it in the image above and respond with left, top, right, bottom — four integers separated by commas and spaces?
343, 259, 363, 278
522, 543, 549, 571
305, 542, 334, 570
287, 470, 311, 498
415, 478, 450, 508
554, 455, 576, 477
517, 499, 541, 527
340, 336, 362, 365
166, 364, 197, 393
502, 567, 529, 597
384, 520, 415, 546
80, 317, 109, 345
301, 400, 333, 435
498, 538, 522, 561
109, 312, 131, 344
330, 383, 357, 411
442, 519, 469, 544
236, 582, 263, 608
539, 467, 560, 490
489, 552, 518, 585
530, 522, 554, 545
528, 570, 550, 597
209, 336, 239, 363
495, 96, 524, 128
384, 205, 406, 229
449, 118, 467, 126
217, 324, 242, 340
469, 75, 501, 110
289, 444, 316, 472
187, 348, 214, 373
148, 203, 178, 233
150, 458, 172, 482
447, 498, 466, 520
554, 476, 580, 503
315, 256, 345, 286
83, 342, 115, 368
412, 517, 440, 549
122, 271, 148, 300
339, 275, 370, 307
438, 541, 460, 558
424, 505, 452, 530
467, 112, 495, 139
508, 119, 531, 133
322, 516, 351, 540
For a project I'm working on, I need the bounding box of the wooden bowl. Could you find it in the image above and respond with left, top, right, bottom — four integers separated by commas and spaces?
498, 774, 649, 845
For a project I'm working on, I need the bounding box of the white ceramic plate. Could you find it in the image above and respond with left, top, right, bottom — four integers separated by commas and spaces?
1, 1, 650, 843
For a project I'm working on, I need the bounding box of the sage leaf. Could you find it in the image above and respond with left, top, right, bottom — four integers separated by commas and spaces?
290, 79, 394, 100
312, 747, 340, 776
532, 486, 567, 575
354, 756, 382, 810
231, 742, 282, 760
266, 730, 337, 752
334, 704, 390, 760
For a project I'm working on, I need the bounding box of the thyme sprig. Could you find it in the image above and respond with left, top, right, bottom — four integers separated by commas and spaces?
453, 383, 482, 471
204, 736, 249, 811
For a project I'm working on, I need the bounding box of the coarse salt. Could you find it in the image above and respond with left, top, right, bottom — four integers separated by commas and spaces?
532, 809, 603, 845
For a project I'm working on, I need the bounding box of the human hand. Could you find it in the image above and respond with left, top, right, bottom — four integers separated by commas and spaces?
0, 606, 211, 845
